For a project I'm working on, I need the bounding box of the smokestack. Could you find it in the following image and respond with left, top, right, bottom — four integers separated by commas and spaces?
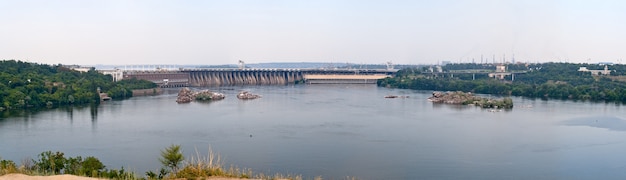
512, 53, 516, 64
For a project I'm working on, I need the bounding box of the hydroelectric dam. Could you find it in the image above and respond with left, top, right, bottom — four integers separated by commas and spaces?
119, 68, 398, 87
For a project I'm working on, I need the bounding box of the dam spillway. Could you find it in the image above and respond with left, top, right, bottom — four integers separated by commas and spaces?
183, 68, 396, 86
185, 69, 303, 86
120, 68, 397, 87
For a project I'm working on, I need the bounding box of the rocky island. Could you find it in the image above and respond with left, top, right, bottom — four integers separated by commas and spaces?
428, 91, 513, 109
176, 87, 225, 103
237, 91, 261, 100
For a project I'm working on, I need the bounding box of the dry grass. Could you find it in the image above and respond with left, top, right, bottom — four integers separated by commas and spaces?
173, 147, 253, 179
174, 147, 228, 178
172, 147, 309, 180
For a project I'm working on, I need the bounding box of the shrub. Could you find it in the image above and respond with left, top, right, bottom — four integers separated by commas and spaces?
81, 156, 105, 177
0, 159, 18, 175
159, 145, 184, 173
34, 151, 66, 174
63, 156, 83, 175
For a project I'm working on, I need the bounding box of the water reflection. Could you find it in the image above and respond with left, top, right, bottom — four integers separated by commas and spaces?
65, 106, 74, 121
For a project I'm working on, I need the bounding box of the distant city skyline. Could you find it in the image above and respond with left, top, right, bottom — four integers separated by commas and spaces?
1, 0, 625, 65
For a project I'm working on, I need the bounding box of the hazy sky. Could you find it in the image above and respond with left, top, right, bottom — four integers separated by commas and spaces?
1, 0, 625, 65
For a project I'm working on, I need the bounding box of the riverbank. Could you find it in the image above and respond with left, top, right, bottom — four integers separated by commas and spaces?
0, 60, 159, 111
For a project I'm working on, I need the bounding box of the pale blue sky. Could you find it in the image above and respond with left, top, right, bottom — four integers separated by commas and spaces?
1, 0, 625, 65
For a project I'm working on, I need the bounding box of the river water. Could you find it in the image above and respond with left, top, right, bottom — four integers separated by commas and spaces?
1, 85, 626, 179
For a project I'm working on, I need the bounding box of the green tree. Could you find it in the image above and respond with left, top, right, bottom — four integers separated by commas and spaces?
159, 144, 184, 173
35, 151, 66, 174
82, 156, 105, 177
63, 156, 83, 175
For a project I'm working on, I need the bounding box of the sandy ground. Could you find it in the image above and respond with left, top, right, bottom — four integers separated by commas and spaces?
0, 174, 264, 180
0, 174, 101, 180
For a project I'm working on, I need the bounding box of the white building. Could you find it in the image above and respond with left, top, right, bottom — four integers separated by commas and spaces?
496, 65, 506, 73
578, 66, 611, 76
99, 69, 124, 82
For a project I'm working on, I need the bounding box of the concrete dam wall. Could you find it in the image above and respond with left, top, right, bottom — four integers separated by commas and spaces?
187, 69, 303, 86
122, 68, 396, 87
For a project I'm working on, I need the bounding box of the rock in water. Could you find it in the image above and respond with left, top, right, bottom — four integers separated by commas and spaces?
428, 91, 480, 104
176, 87, 194, 103
237, 91, 261, 100
195, 90, 225, 101
428, 91, 513, 109
176, 88, 225, 103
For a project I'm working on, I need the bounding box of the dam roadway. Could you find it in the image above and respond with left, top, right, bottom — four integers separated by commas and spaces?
123, 68, 398, 87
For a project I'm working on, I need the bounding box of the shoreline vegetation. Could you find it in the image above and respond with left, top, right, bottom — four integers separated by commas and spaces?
0, 60, 157, 112
0, 145, 310, 180
378, 62, 626, 104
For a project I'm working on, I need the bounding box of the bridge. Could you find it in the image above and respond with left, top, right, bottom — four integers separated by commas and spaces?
423, 70, 528, 81
120, 68, 397, 87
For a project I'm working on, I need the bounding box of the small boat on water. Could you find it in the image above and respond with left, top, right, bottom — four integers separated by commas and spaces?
385, 95, 398, 98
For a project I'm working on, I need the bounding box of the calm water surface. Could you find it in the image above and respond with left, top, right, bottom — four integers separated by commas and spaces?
1, 85, 626, 179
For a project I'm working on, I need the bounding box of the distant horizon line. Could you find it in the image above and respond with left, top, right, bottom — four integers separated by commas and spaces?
2, 59, 623, 66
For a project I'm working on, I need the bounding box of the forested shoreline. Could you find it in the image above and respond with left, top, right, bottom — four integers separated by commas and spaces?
379, 62, 626, 103
0, 60, 156, 111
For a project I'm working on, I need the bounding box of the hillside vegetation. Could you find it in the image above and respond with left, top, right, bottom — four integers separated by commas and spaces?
0, 60, 156, 111
379, 62, 626, 103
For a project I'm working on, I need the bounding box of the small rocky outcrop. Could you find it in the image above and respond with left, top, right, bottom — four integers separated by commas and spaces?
428, 91, 481, 104
176, 88, 225, 103
237, 91, 261, 100
428, 91, 513, 109
194, 90, 226, 101
176, 88, 194, 103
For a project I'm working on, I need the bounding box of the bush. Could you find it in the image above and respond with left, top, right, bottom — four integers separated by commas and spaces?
159, 145, 184, 173
34, 151, 66, 174
0, 159, 18, 175
82, 156, 105, 177
63, 156, 83, 175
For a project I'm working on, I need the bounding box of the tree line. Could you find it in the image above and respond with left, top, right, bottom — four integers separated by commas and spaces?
379, 62, 626, 103
0, 60, 157, 111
